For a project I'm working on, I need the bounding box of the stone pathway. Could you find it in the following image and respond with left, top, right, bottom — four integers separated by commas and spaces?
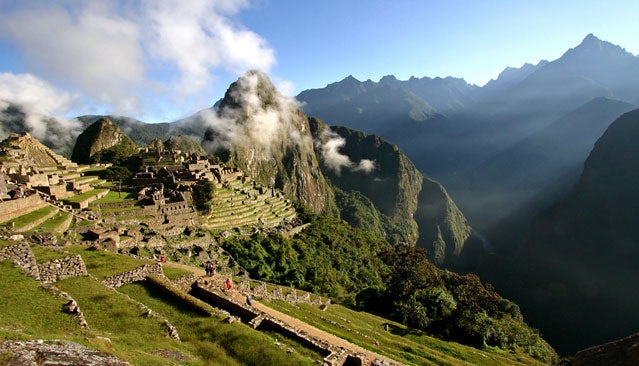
162, 261, 402, 365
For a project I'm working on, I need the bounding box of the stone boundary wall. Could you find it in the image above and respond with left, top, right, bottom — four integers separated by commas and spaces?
171, 273, 196, 292
37, 255, 87, 283
0, 195, 47, 223
102, 263, 163, 288
238, 280, 330, 307
0, 242, 40, 280
96, 201, 138, 209
190, 282, 366, 366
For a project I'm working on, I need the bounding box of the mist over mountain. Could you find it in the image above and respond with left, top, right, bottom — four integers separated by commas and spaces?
0, 100, 82, 157
513, 108, 639, 354
298, 34, 639, 238
458, 97, 637, 246
296, 34, 639, 354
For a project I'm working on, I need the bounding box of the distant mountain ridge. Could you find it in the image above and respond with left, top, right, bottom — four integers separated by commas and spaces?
297, 33, 639, 242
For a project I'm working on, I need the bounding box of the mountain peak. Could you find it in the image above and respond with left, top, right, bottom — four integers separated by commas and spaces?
577, 33, 604, 50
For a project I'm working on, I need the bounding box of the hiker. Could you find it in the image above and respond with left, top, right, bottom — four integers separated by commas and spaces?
246, 293, 252, 307
160, 255, 166, 263
225, 277, 232, 291
205, 261, 212, 276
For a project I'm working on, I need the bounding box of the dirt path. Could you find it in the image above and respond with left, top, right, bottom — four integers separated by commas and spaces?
162, 261, 402, 365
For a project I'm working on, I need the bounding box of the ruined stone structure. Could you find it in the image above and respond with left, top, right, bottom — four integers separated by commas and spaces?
101, 263, 164, 288
37, 255, 87, 283
0, 241, 40, 280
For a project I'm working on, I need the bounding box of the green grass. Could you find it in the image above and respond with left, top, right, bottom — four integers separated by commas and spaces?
30, 245, 70, 263
0, 260, 83, 341
58, 276, 193, 366
99, 206, 143, 213
92, 190, 137, 204
264, 301, 545, 366
65, 246, 154, 281
163, 266, 192, 280
63, 189, 109, 204
4, 206, 57, 228
35, 211, 71, 232
119, 281, 320, 366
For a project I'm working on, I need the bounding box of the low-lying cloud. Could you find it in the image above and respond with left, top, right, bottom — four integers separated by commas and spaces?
320, 130, 377, 175
0, 72, 83, 145
200, 71, 308, 157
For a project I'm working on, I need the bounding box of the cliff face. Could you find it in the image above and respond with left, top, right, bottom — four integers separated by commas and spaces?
202, 71, 474, 249
71, 117, 139, 164
309, 119, 423, 244
415, 177, 472, 266
202, 71, 337, 214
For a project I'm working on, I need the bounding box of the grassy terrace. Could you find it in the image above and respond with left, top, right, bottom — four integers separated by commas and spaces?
30, 245, 70, 263
264, 301, 544, 366
65, 245, 154, 281
0, 261, 83, 341
118, 281, 320, 365
35, 211, 71, 232
92, 190, 137, 204
63, 189, 109, 204
3, 205, 57, 228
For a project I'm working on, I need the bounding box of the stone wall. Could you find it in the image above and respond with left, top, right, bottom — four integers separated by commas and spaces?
0, 195, 47, 223
101, 263, 164, 288
37, 255, 87, 283
171, 273, 196, 292
238, 280, 330, 307
0, 242, 39, 280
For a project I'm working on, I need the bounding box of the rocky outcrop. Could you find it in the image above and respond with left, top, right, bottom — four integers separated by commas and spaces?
415, 177, 473, 266
0, 340, 130, 365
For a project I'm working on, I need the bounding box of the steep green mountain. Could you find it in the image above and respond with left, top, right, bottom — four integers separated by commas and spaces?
415, 177, 473, 267
201, 70, 337, 215
71, 117, 139, 164
309, 119, 422, 244
307, 119, 472, 259
514, 108, 639, 354
164, 134, 206, 155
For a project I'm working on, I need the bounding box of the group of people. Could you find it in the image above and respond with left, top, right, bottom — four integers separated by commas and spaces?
202, 262, 251, 306
204, 261, 216, 276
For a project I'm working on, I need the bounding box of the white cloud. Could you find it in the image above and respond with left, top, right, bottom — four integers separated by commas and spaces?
1, 2, 144, 115
0, 72, 82, 143
0, 0, 277, 120
0, 73, 77, 116
320, 130, 377, 175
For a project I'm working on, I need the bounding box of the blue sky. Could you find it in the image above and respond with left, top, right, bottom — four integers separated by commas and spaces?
0, 0, 638, 123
